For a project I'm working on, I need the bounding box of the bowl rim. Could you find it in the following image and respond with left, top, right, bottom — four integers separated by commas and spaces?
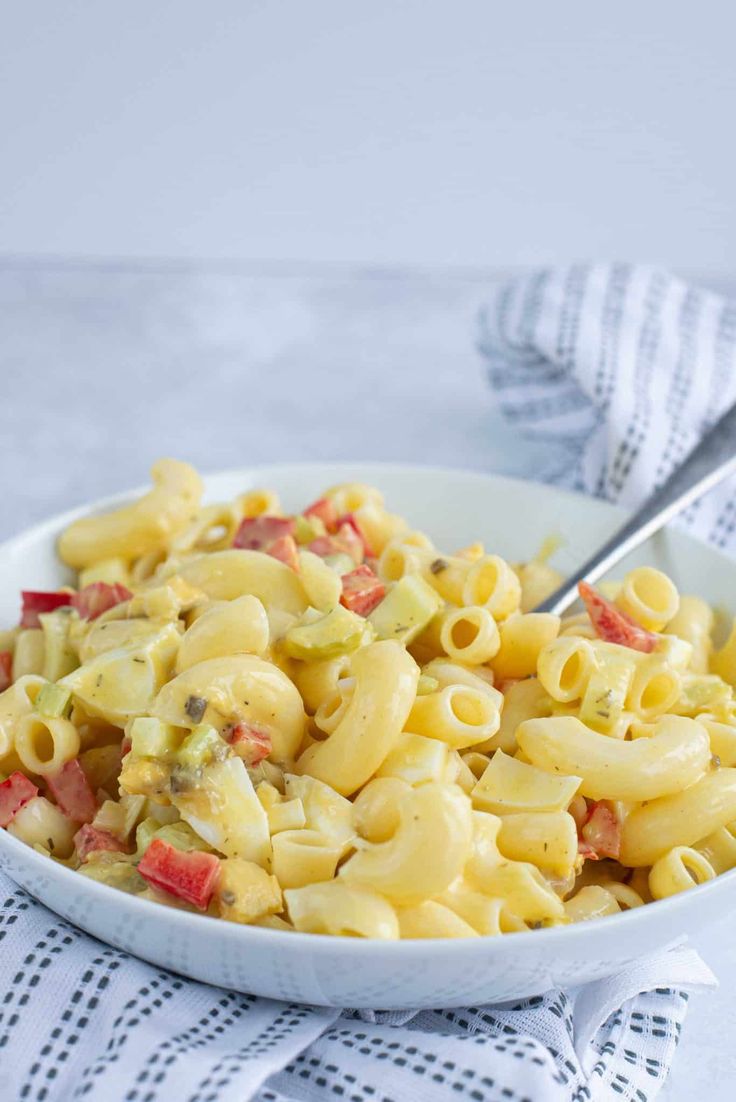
2, 459, 734, 957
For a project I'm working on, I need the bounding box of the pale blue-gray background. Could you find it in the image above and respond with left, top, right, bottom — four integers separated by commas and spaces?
1, 1, 735, 273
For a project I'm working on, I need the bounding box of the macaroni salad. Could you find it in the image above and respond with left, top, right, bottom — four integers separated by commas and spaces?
1, 458, 735, 938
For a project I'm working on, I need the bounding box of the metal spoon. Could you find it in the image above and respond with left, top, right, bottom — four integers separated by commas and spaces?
534, 400, 736, 616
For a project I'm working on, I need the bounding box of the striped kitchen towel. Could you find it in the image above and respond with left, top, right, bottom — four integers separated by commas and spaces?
0, 874, 715, 1102
478, 264, 736, 548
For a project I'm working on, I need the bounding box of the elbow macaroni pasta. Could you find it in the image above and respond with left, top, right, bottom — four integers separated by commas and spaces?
1, 459, 735, 937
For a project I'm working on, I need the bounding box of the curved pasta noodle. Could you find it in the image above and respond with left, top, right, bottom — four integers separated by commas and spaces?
290, 654, 352, 715
615, 567, 680, 632
340, 782, 473, 904
351, 503, 408, 556
620, 768, 736, 866
297, 550, 342, 612
438, 606, 501, 665
461, 555, 521, 619
175, 550, 308, 615
0, 675, 46, 760
326, 482, 384, 515
407, 684, 501, 750
397, 901, 479, 938
271, 829, 343, 888
477, 678, 551, 755
649, 846, 715, 899
15, 715, 80, 776
537, 637, 595, 703
695, 823, 736, 873
154, 653, 306, 761
517, 714, 710, 801
171, 503, 241, 555
564, 885, 620, 923
237, 489, 282, 518
626, 656, 681, 720
284, 881, 399, 938
59, 459, 203, 568
490, 613, 560, 681
313, 678, 355, 735
175, 596, 270, 672
297, 641, 419, 795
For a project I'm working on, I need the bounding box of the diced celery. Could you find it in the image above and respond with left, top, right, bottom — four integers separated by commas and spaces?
177, 724, 227, 768
35, 682, 72, 718
368, 575, 442, 643
134, 816, 160, 856
294, 514, 326, 544
283, 605, 367, 660
323, 552, 356, 576
130, 717, 182, 760
416, 674, 440, 696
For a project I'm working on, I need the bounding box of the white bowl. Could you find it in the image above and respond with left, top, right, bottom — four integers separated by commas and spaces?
0, 462, 732, 1009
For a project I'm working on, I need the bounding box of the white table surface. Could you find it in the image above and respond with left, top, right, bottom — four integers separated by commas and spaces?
1, 259, 734, 1099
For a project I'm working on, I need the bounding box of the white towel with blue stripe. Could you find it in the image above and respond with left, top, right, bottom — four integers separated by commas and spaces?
0, 262, 729, 1102
478, 264, 736, 546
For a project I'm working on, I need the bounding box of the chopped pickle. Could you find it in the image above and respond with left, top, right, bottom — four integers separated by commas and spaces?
177, 724, 228, 768
283, 605, 371, 660
35, 682, 72, 718
368, 575, 442, 644
129, 717, 183, 760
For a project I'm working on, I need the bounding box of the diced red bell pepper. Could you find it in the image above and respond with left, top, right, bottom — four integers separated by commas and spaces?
336, 513, 374, 558
0, 651, 12, 692
340, 565, 386, 616
226, 722, 272, 766
74, 823, 130, 861
46, 759, 98, 823
267, 534, 300, 572
578, 582, 657, 653
0, 772, 39, 827
138, 838, 220, 909
232, 515, 296, 551
20, 590, 73, 628
580, 800, 622, 860
303, 496, 338, 532
71, 582, 132, 621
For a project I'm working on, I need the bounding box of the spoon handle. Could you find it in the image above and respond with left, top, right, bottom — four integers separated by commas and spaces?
534, 401, 736, 616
